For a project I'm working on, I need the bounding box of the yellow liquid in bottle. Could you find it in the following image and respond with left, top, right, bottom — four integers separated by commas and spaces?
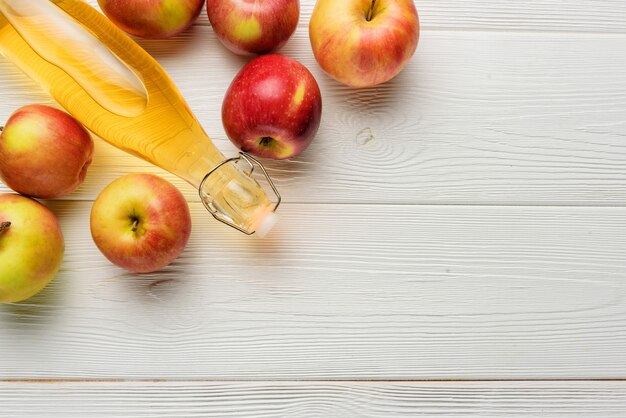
0, 0, 276, 234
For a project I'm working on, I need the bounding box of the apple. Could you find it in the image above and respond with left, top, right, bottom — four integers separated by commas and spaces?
309, 0, 419, 88
222, 54, 322, 159
90, 173, 192, 273
0, 104, 94, 199
97, 0, 204, 39
0, 194, 64, 303
206, 0, 299, 55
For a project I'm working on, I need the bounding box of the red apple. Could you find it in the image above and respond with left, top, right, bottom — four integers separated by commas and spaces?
0, 194, 64, 303
0, 104, 94, 199
206, 0, 299, 55
309, 0, 419, 88
90, 174, 192, 273
222, 54, 322, 159
97, 0, 204, 39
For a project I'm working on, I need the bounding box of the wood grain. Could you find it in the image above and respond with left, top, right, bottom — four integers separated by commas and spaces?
2, 381, 626, 417
1, 202, 625, 379
1, 28, 624, 205
328, 0, 626, 33
84, 0, 626, 33
1, 0, 625, 400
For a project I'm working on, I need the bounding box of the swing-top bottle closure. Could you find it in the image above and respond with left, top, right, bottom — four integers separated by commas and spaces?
199, 153, 281, 236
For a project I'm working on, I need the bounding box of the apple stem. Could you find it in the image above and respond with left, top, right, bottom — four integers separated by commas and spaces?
0, 221, 10, 234
131, 219, 139, 232
366, 0, 376, 21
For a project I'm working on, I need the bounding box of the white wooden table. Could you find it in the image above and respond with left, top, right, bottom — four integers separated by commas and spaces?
2, 0, 626, 416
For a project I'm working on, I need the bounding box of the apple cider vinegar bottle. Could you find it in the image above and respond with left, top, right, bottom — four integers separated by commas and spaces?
0, 0, 280, 235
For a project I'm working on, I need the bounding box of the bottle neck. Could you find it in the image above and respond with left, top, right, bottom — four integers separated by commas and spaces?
170, 124, 278, 235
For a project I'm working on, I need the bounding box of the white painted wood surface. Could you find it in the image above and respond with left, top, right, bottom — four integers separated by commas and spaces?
3, 29, 626, 205
2, 381, 626, 417
2, 202, 626, 379
1, 0, 626, 415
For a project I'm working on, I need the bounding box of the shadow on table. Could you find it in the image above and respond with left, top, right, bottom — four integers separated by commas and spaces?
0, 272, 68, 326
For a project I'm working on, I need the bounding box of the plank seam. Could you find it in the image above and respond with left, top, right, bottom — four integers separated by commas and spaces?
3, 378, 626, 384
38, 199, 626, 208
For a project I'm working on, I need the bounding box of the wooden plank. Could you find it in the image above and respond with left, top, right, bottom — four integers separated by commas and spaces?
1, 29, 625, 205
1, 202, 626, 379
342, 0, 626, 33
83, 0, 626, 33
2, 381, 626, 417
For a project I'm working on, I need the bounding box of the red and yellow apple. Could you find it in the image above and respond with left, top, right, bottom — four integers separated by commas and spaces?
97, 0, 204, 39
309, 0, 419, 88
222, 54, 322, 159
0, 193, 64, 303
90, 173, 192, 273
0, 104, 94, 199
206, 0, 299, 55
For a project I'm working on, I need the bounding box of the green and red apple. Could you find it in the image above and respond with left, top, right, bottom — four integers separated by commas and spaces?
98, 0, 204, 39
222, 54, 322, 159
309, 0, 419, 88
0, 104, 94, 199
90, 173, 192, 273
206, 0, 299, 55
0, 194, 64, 303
